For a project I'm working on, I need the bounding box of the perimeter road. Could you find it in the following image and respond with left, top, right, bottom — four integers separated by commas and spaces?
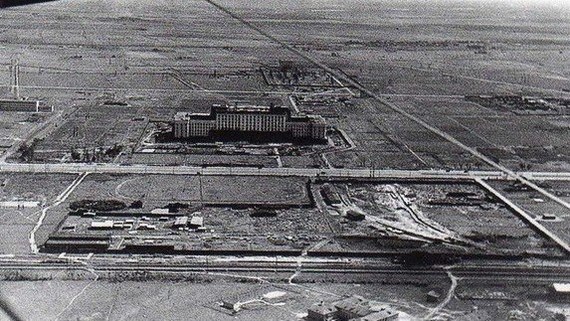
0, 162, 509, 179
3, 162, 570, 181
29, 172, 89, 253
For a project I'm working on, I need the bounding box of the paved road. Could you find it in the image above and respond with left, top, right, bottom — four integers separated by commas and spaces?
2, 161, 570, 181
1, 84, 295, 95
377, 93, 465, 99
476, 177, 570, 254
0, 163, 503, 178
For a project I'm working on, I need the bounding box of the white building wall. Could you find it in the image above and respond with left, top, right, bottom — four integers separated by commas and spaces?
175, 108, 325, 139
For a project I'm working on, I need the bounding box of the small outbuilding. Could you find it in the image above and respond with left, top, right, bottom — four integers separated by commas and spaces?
356, 310, 399, 321
173, 216, 189, 228
542, 213, 557, 220
551, 283, 570, 301
190, 216, 204, 228
90, 220, 114, 229
307, 302, 336, 321
151, 208, 170, 215
426, 290, 441, 303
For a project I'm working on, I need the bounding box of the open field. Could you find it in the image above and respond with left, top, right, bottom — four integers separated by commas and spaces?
0, 173, 76, 253
487, 180, 570, 249
129, 153, 279, 167
35, 105, 147, 151
0, 273, 565, 321
324, 98, 492, 170
49, 173, 310, 205
0, 278, 434, 321
0, 113, 48, 149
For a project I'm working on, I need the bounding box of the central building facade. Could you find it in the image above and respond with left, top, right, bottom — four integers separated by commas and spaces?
174, 104, 326, 141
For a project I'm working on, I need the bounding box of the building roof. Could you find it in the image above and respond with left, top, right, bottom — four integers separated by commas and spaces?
151, 208, 170, 215
212, 104, 289, 115
356, 310, 398, 321
174, 216, 188, 226
190, 216, 203, 226
0, 99, 39, 105
427, 290, 441, 298
221, 104, 271, 111
175, 104, 326, 126
334, 296, 371, 317
137, 223, 157, 230
175, 104, 291, 120
553, 283, 570, 293
0, 201, 40, 208
308, 303, 336, 315
175, 112, 212, 121
91, 220, 114, 228
289, 114, 326, 124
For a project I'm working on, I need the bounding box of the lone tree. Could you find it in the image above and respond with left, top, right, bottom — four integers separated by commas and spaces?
18, 138, 40, 162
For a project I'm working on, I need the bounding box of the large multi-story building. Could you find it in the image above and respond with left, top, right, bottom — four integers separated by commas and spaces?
174, 104, 326, 141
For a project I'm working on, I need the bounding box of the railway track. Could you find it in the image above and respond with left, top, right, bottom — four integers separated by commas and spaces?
0, 259, 568, 283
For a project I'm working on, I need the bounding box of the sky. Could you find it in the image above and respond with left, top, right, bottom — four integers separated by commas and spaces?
237, 0, 570, 10
364, 0, 570, 8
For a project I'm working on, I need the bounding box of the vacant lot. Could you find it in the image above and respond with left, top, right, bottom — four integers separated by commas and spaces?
323, 181, 560, 256
0, 113, 48, 149
0, 275, 559, 321
36, 105, 147, 153
488, 180, 570, 249
0, 173, 77, 253
130, 153, 279, 167
201, 175, 309, 205
64, 173, 310, 206
0, 279, 390, 321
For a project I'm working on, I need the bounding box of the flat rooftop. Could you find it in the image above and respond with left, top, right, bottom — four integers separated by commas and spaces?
174, 104, 325, 124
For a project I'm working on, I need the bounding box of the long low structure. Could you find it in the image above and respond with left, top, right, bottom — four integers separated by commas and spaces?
174, 104, 326, 141
0, 162, 550, 180
0, 99, 53, 112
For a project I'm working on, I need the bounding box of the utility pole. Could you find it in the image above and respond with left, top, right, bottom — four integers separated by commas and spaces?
9, 59, 14, 96
9, 58, 20, 99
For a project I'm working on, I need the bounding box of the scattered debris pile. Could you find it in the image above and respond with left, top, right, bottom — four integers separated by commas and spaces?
307, 295, 398, 321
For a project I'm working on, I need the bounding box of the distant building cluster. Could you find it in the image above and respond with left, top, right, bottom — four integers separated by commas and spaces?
173, 104, 326, 141
466, 95, 570, 115
308, 295, 398, 321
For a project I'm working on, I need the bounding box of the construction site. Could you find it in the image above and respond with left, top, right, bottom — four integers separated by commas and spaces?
28, 172, 563, 263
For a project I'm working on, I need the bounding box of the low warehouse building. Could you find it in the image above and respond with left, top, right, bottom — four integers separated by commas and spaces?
308, 302, 337, 321
0, 99, 52, 112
